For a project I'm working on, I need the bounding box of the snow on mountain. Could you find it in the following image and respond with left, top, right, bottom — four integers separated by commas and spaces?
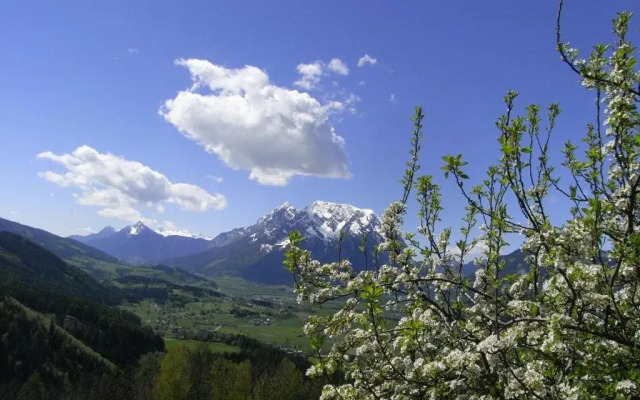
165, 200, 386, 284
234, 200, 381, 251
127, 221, 149, 236
303, 201, 377, 240
156, 227, 213, 240
72, 221, 210, 264
78, 220, 211, 240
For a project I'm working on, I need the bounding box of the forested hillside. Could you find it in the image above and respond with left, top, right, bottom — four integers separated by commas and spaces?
0, 233, 164, 398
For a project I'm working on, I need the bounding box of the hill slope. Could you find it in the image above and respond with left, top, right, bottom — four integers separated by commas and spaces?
0, 231, 120, 304
0, 216, 118, 264
0, 297, 118, 399
0, 235, 165, 398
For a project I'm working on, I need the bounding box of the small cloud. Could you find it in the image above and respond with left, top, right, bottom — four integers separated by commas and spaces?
357, 54, 378, 67
294, 62, 323, 90
389, 94, 397, 104
9, 210, 19, 216
357, 80, 365, 86
207, 175, 224, 183
127, 47, 139, 54
73, 226, 96, 234
327, 58, 349, 76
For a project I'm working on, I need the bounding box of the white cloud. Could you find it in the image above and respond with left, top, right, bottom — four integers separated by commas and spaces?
357, 80, 365, 86
295, 58, 348, 89
389, 94, 397, 103
327, 58, 349, 75
357, 54, 378, 67
160, 59, 351, 186
127, 47, 139, 54
37, 145, 226, 224
207, 175, 224, 183
73, 226, 96, 234
294, 62, 323, 90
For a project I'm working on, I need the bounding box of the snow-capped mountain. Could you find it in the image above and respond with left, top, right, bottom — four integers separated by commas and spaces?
241, 201, 380, 248
125, 221, 152, 236
70, 221, 210, 265
165, 201, 386, 284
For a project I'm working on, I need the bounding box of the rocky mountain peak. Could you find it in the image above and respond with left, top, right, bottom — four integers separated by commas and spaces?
244, 201, 381, 245
301, 201, 379, 240
126, 221, 151, 236
98, 226, 116, 235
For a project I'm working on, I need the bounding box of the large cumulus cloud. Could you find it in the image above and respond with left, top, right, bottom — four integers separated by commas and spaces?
160, 59, 351, 186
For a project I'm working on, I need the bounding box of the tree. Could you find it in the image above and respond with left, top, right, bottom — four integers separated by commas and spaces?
253, 358, 305, 400
210, 358, 252, 400
152, 347, 192, 400
187, 343, 216, 400
16, 372, 47, 400
134, 351, 163, 400
286, 3, 640, 399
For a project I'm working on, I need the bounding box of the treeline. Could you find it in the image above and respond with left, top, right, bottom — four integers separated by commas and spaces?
0, 282, 164, 366
116, 275, 223, 303
187, 330, 311, 373
151, 344, 325, 400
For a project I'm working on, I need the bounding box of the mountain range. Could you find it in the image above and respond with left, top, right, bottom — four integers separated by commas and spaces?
70, 201, 386, 284
167, 201, 385, 284
70, 222, 211, 265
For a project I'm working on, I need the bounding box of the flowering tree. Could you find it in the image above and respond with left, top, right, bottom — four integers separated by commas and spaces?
285, 3, 640, 399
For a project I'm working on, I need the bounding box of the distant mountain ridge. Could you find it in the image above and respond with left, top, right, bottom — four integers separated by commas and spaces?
71, 221, 211, 265
0, 231, 120, 304
68, 201, 385, 281
165, 201, 386, 284
0, 216, 118, 264
69, 226, 117, 242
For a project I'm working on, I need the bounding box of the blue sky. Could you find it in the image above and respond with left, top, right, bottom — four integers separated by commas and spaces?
1, 1, 638, 239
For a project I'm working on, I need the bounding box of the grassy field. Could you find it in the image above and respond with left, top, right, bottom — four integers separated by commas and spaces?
120, 276, 336, 351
